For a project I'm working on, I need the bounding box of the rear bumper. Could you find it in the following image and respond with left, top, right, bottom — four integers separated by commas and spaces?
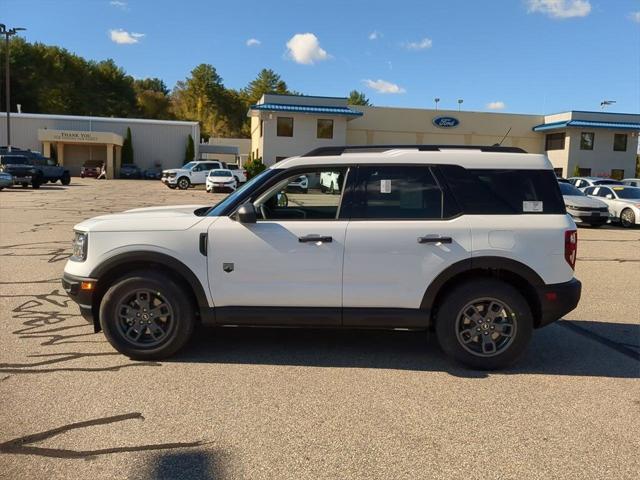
62, 272, 97, 324
536, 278, 582, 328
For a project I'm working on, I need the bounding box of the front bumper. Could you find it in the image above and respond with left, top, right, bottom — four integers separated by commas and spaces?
62, 272, 97, 325
161, 176, 178, 185
536, 278, 582, 328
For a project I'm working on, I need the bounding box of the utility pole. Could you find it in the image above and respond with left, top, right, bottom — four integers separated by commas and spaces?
1, 24, 26, 152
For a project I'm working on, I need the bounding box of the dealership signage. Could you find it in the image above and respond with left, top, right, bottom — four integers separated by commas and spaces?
432, 116, 460, 128
37, 128, 124, 146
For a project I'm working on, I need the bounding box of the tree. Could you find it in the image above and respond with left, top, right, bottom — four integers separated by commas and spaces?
244, 156, 265, 179
242, 69, 289, 106
184, 134, 195, 164
122, 127, 133, 164
572, 164, 581, 177
134, 78, 173, 119
347, 90, 371, 106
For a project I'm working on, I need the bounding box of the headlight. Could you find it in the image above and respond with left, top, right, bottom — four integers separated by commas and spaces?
71, 231, 88, 261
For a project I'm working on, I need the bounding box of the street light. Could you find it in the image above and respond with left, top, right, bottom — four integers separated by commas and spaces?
600, 100, 616, 110
457, 99, 464, 111
434, 97, 440, 110
1, 24, 26, 152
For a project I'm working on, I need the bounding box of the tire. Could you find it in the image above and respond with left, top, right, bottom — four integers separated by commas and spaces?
31, 176, 42, 189
620, 208, 636, 228
61, 172, 71, 185
21, 182, 28, 188
99, 271, 195, 360
435, 279, 533, 370
177, 177, 190, 190
80, 173, 85, 178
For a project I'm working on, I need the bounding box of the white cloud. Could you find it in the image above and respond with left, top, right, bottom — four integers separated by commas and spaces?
109, 1, 127, 9
630, 11, 640, 23
246, 38, 261, 47
285, 33, 330, 65
363, 79, 406, 94
404, 37, 433, 50
527, 0, 591, 19
486, 101, 506, 110
368, 30, 381, 40
109, 29, 144, 44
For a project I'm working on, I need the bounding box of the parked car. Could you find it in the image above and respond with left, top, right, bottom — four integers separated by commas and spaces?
81, 160, 103, 178
583, 185, 640, 228
0, 148, 70, 186
62, 145, 581, 370
206, 169, 237, 193
558, 182, 610, 227
567, 177, 623, 189
0, 171, 13, 190
143, 166, 163, 180
119, 163, 142, 179
226, 164, 247, 183
285, 175, 309, 193
621, 178, 640, 188
0, 153, 69, 189
161, 160, 225, 190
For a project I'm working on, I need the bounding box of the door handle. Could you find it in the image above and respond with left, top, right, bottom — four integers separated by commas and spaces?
418, 235, 452, 244
298, 234, 333, 243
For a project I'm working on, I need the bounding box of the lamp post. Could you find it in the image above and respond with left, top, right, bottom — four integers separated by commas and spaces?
600, 100, 616, 110
1, 24, 26, 152
457, 99, 463, 111
434, 97, 440, 110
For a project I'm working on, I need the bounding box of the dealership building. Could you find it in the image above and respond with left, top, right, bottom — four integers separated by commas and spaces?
249, 94, 640, 179
0, 113, 200, 178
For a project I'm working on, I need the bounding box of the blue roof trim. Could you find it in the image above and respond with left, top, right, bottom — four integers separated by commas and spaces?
250, 103, 363, 116
533, 119, 640, 132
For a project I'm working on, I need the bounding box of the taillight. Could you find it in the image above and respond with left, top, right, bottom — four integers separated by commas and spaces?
565, 229, 577, 270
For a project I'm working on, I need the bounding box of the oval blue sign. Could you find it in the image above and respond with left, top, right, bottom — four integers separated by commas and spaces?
432, 116, 460, 128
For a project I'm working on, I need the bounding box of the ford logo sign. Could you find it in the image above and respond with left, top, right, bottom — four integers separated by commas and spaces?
432, 116, 460, 128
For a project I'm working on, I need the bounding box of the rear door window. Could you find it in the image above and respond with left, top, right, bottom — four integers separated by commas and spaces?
438, 166, 565, 214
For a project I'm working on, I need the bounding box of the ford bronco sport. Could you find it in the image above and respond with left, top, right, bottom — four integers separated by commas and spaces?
63, 145, 581, 369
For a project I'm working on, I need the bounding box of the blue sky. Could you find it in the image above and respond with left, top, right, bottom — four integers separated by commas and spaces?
2, 0, 639, 114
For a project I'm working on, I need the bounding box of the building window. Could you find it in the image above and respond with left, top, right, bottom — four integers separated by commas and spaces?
610, 169, 625, 180
578, 168, 592, 176
259, 120, 263, 137
553, 168, 563, 177
317, 119, 334, 139
580, 132, 594, 150
613, 134, 627, 152
545, 132, 565, 151
277, 117, 294, 137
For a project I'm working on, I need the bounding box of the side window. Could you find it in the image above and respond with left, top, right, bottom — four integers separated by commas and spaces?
596, 187, 612, 198
255, 168, 349, 221
352, 166, 446, 220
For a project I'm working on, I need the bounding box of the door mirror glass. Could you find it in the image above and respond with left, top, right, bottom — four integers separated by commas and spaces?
606, 194, 613, 199
236, 202, 257, 223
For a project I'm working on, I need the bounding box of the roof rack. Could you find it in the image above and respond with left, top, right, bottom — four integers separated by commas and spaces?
301, 145, 527, 157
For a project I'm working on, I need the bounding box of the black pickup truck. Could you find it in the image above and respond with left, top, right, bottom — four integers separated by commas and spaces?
0, 148, 70, 188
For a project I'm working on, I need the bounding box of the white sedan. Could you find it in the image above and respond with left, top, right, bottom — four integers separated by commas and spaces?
583, 185, 640, 228
205, 169, 237, 193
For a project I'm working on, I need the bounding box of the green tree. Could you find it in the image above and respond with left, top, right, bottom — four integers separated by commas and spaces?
134, 78, 173, 119
244, 157, 265, 179
122, 127, 133, 164
184, 134, 195, 164
347, 90, 371, 106
572, 164, 581, 177
242, 69, 289, 106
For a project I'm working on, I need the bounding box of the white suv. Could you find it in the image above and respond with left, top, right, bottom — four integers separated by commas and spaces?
161, 160, 225, 189
63, 145, 581, 369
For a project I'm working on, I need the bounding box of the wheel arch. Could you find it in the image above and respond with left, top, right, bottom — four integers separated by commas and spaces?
89, 251, 212, 332
422, 257, 545, 327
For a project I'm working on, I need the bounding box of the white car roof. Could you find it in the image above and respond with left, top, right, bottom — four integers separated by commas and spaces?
274, 148, 552, 171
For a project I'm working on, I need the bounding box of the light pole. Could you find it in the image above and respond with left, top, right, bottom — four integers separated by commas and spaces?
1, 24, 26, 152
434, 97, 440, 110
457, 99, 463, 111
600, 100, 616, 110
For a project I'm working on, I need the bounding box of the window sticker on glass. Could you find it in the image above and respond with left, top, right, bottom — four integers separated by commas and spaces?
523, 201, 543, 212
613, 187, 624, 191
380, 179, 391, 194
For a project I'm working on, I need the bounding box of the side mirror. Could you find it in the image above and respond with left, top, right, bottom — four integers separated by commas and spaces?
236, 202, 257, 223
606, 194, 613, 199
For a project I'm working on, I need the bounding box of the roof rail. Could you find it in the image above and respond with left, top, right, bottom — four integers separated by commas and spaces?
301, 145, 527, 157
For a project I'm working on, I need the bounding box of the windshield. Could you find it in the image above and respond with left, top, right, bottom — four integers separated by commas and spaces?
182, 162, 197, 170
613, 187, 640, 199
207, 169, 277, 216
210, 170, 232, 177
594, 179, 622, 185
559, 183, 585, 196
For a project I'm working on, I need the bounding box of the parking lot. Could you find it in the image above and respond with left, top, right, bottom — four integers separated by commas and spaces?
0, 178, 638, 480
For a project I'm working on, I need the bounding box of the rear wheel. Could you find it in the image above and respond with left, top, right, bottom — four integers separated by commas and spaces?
61, 172, 71, 185
177, 177, 190, 190
21, 182, 28, 188
99, 272, 195, 360
435, 279, 533, 370
620, 208, 636, 228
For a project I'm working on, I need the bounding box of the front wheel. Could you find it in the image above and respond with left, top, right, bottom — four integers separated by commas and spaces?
31, 176, 42, 189
99, 272, 195, 360
61, 172, 71, 185
435, 279, 533, 370
620, 208, 636, 228
177, 177, 190, 190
